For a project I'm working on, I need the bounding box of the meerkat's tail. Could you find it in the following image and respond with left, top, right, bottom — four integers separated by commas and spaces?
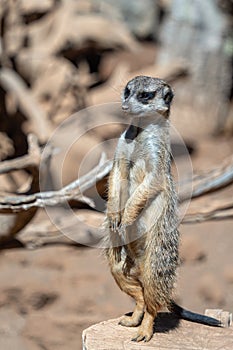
169, 300, 222, 327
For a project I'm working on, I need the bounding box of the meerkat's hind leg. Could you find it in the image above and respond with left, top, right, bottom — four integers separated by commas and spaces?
111, 267, 145, 326
131, 276, 162, 342
131, 308, 156, 342
119, 290, 145, 327
108, 248, 145, 327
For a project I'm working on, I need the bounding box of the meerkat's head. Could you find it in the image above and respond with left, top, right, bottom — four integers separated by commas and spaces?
122, 76, 174, 118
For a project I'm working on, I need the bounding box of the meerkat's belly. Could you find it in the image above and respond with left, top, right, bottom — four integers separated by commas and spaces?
141, 193, 165, 231
125, 192, 165, 263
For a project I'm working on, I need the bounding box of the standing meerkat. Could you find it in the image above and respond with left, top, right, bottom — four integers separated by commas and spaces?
105, 76, 221, 342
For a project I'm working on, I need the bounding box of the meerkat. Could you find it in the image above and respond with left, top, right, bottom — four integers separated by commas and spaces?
104, 76, 221, 342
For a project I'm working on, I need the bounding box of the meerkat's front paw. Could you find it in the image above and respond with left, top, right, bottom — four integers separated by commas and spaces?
107, 212, 121, 232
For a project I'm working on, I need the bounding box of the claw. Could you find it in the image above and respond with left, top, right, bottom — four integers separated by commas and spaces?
109, 218, 119, 232
112, 219, 117, 232
132, 335, 145, 342
131, 328, 153, 342
131, 334, 152, 342
107, 209, 125, 233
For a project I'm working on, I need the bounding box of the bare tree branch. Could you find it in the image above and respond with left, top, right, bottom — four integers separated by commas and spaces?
0, 134, 41, 174
0, 154, 112, 213
182, 197, 233, 223
179, 155, 233, 202
0, 134, 54, 242
1, 150, 233, 225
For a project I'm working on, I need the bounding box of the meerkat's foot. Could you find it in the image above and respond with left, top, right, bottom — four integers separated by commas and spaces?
131, 310, 154, 342
131, 325, 153, 342
119, 301, 144, 327
119, 313, 143, 327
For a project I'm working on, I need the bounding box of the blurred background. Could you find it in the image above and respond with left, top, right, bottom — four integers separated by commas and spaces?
0, 1, 233, 349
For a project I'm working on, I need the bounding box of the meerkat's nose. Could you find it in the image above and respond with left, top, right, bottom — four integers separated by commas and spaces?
122, 102, 129, 111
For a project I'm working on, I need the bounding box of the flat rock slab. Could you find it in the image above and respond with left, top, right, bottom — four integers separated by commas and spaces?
82, 313, 233, 350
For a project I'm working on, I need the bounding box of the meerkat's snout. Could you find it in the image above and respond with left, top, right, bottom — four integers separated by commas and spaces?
122, 101, 130, 112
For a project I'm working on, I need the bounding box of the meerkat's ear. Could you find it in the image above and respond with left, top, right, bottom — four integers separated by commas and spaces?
163, 86, 174, 105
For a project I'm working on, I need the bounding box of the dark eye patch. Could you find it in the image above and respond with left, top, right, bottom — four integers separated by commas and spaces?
137, 91, 156, 103
124, 86, 130, 99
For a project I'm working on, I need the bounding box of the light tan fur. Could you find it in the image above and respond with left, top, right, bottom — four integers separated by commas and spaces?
105, 76, 179, 342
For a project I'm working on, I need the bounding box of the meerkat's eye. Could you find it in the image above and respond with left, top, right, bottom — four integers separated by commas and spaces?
124, 86, 130, 99
137, 91, 156, 102
163, 90, 174, 104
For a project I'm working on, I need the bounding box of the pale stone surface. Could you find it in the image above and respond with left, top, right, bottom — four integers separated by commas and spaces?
83, 314, 233, 350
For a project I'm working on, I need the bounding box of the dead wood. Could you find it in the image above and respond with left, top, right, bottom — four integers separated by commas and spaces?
17, 209, 105, 249
26, 5, 138, 56
182, 197, 233, 224
0, 134, 52, 242
0, 132, 14, 161
179, 155, 233, 202
0, 154, 112, 213
0, 68, 53, 143
1, 152, 233, 224
19, 0, 56, 18
0, 134, 41, 174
